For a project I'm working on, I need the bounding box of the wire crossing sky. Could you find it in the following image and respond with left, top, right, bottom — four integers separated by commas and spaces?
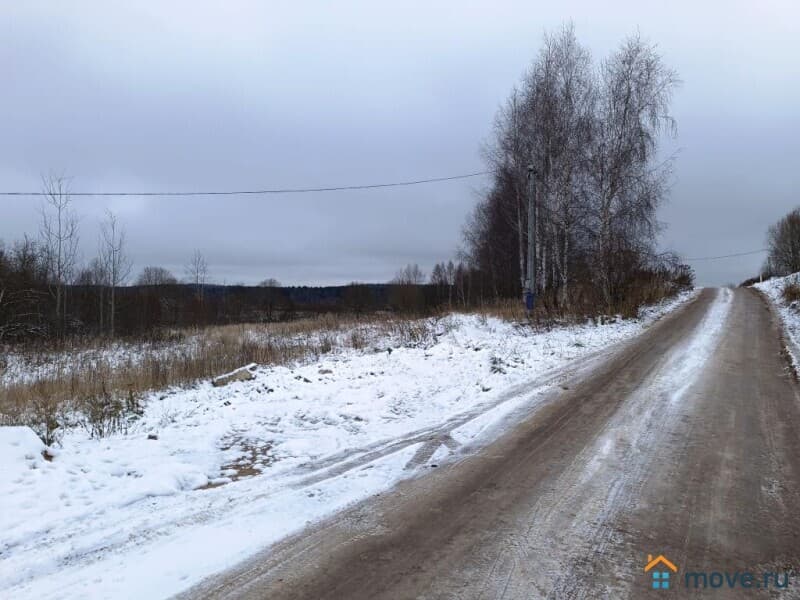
684, 249, 768, 262
0, 171, 490, 197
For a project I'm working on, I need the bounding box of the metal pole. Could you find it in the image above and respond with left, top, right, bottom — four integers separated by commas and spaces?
525, 165, 536, 316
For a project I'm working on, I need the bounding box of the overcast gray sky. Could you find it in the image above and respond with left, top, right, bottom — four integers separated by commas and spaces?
1, 1, 798, 286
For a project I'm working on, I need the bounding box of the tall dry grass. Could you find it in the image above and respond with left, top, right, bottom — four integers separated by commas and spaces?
0, 312, 451, 443
6, 291, 675, 444
782, 279, 800, 304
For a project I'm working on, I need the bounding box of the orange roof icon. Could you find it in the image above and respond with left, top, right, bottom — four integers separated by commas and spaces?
644, 554, 678, 573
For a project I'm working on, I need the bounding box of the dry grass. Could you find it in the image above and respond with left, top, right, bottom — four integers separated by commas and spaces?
782, 280, 800, 304
463, 298, 529, 322
4, 285, 685, 444
1, 288, 687, 445
0, 312, 455, 442
6, 293, 668, 444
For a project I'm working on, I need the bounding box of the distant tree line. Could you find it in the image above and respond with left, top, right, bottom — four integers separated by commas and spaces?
458, 25, 692, 315
0, 181, 474, 343
0, 252, 456, 341
0, 209, 470, 344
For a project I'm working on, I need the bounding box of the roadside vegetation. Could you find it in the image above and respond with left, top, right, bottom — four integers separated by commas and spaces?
0, 313, 450, 445
1, 287, 694, 446
458, 25, 691, 317
781, 280, 800, 304
741, 207, 800, 303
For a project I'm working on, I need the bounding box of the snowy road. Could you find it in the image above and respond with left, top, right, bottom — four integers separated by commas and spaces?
181, 288, 800, 599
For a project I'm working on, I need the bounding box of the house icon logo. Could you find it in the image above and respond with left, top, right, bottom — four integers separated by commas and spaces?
644, 554, 678, 590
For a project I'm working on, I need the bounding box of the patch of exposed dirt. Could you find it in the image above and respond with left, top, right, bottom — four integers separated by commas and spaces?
201, 435, 276, 489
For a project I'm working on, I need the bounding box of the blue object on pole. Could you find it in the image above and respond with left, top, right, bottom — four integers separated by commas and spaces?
525, 291, 534, 311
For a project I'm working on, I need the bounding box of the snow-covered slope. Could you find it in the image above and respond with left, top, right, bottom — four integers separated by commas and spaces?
0, 292, 696, 600
753, 274, 800, 369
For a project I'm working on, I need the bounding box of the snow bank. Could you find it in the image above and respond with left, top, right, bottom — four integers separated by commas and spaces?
0, 427, 45, 478
754, 274, 800, 369
0, 291, 696, 599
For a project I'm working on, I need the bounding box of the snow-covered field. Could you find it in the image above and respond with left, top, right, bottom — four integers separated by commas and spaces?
754, 273, 800, 368
1, 338, 197, 387
0, 292, 696, 600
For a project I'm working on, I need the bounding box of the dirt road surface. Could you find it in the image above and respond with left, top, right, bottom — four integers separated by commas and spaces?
178, 288, 800, 599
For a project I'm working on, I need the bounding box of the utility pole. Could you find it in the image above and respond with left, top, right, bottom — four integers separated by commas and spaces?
524, 164, 536, 316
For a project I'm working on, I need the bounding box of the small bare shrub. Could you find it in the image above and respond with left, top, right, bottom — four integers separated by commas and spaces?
81, 384, 128, 438
29, 390, 65, 446
489, 355, 507, 374
349, 327, 368, 350
782, 280, 800, 305
316, 333, 335, 356
391, 319, 435, 348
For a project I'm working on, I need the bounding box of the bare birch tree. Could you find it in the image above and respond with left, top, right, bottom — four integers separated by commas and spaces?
524, 23, 595, 307
39, 173, 79, 335
136, 266, 178, 286
392, 263, 425, 285
185, 250, 209, 303
590, 34, 679, 308
464, 25, 680, 314
99, 210, 131, 338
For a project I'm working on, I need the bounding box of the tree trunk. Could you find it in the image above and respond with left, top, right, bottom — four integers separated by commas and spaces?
110, 284, 115, 338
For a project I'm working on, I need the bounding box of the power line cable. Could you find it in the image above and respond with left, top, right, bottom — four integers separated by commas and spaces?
684, 249, 767, 261
0, 171, 491, 197
0, 172, 769, 266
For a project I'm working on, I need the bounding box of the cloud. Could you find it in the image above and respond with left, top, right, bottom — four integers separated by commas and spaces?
1, 1, 798, 285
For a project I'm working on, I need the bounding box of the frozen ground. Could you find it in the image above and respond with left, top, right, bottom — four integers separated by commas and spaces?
0, 292, 695, 600
753, 274, 800, 368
